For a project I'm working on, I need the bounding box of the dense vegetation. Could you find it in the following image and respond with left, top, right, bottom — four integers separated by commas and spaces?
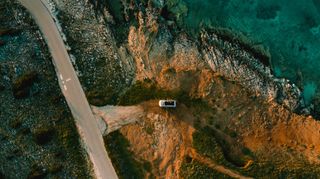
117, 79, 205, 107
118, 80, 175, 105
104, 131, 149, 179
0, 1, 91, 177
180, 158, 233, 179
192, 128, 230, 166
192, 127, 320, 178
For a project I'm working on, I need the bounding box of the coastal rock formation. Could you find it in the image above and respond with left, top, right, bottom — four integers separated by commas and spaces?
96, 0, 320, 178
200, 30, 303, 111
123, 0, 305, 113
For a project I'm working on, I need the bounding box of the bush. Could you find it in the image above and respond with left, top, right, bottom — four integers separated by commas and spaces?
9, 117, 22, 129
117, 81, 175, 105
117, 80, 209, 110
142, 161, 152, 172
0, 28, 22, 36
104, 131, 145, 179
32, 126, 54, 145
180, 158, 233, 179
0, 84, 4, 91
144, 125, 154, 135
87, 87, 118, 106
241, 147, 252, 156
192, 127, 226, 165
12, 71, 39, 99
224, 128, 237, 138
47, 161, 63, 174
28, 164, 47, 179
0, 171, 4, 179
18, 127, 31, 135
193, 127, 249, 168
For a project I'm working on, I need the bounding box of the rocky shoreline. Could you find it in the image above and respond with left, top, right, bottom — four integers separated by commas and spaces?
118, 0, 309, 113
200, 30, 305, 113
48, 0, 311, 115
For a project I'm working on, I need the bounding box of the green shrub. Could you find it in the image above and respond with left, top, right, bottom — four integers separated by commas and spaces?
87, 87, 118, 106
142, 161, 152, 172
180, 158, 233, 179
192, 127, 226, 165
17, 127, 31, 135
9, 117, 22, 129
193, 127, 248, 168
224, 128, 237, 138
28, 164, 47, 179
12, 71, 39, 99
144, 125, 154, 135
117, 80, 210, 110
118, 81, 174, 105
104, 131, 145, 179
0, 28, 22, 36
32, 125, 55, 145
0, 84, 4, 91
241, 147, 252, 156
47, 161, 63, 174
0, 171, 4, 179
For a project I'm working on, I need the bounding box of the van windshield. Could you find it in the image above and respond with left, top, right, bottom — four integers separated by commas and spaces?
164, 101, 175, 106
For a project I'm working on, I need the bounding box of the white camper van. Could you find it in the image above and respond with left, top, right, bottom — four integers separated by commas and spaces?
159, 100, 176, 108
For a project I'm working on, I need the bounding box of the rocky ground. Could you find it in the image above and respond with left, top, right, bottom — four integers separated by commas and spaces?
114, 79, 320, 178
97, 78, 320, 178
92, 0, 320, 178
52, 0, 134, 106
0, 0, 91, 178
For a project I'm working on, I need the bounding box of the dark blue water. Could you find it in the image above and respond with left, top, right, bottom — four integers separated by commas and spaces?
174, 0, 320, 103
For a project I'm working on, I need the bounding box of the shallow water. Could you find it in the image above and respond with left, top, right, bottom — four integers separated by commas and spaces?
180, 0, 320, 100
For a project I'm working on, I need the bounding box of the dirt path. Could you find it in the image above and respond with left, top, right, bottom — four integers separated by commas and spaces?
188, 148, 253, 179
92, 105, 145, 135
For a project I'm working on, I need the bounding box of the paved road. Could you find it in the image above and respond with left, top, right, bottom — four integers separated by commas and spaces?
18, 0, 118, 178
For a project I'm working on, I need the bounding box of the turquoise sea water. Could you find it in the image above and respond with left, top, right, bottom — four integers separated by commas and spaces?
178, 0, 320, 102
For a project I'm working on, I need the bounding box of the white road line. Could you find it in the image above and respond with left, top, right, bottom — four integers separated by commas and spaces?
63, 85, 67, 91
66, 78, 71, 82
